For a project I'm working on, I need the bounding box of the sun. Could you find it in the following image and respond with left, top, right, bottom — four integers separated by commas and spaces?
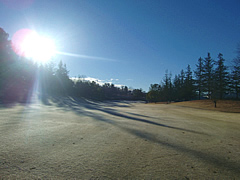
21, 32, 56, 62
12, 29, 56, 63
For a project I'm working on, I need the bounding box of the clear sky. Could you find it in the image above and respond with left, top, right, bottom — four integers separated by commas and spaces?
1, 0, 240, 91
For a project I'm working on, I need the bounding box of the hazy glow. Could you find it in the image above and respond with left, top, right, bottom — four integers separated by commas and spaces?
12, 29, 56, 63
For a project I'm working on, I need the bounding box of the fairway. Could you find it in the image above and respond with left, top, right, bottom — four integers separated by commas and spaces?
0, 98, 240, 179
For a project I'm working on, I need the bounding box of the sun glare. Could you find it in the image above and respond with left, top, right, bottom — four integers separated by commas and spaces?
12, 29, 56, 63
21, 32, 56, 62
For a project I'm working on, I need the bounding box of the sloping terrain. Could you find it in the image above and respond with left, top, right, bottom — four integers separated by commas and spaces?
172, 99, 240, 113
0, 97, 240, 179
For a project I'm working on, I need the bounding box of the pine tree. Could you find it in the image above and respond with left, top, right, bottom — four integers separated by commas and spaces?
202, 53, 215, 99
0, 28, 37, 102
162, 70, 172, 102
55, 60, 72, 95
56, 60, 69, 79
230, 48, 240, 99
184, 65, 195, 100
173, 74, 181, 101
179, 69, 185, 100
214, 53, 228, 99
147, 84, 160, 102
194, 57, 204, 100
39, 62, 56, 95
0, 27, 12, 61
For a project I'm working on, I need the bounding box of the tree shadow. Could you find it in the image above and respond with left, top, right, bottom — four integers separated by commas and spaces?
47, 96, 206, 136
124, 112, 156, 119
49, 97, 240, 176
99, 100, 134, 108
2, 96, 239, 176
123, 127, 240, 175
69, 100, 207, 135
38, 94, 52, 106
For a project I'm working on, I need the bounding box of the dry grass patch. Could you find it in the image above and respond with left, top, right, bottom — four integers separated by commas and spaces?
171, 100, 240, 113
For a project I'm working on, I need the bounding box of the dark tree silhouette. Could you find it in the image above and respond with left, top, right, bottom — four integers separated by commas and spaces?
0, 28, 12, 60
3, 27, 240, 103
184, 65, 195, 100
179, 69, 185, 100
202, 53, 215, 99
55, 60, 73, 95
194, 57, 204, 100
132, 88, 145, 100
230, 47, 240, 99
0, 27, 37, 103
0, 27, 146, 103
214, 53, 229, 99
162, 70, 170, 102
146, 84, 160, 102
38, 62, 56, 96
172, 74, 181, 101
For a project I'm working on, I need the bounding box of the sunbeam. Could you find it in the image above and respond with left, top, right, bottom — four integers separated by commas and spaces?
56, 51, 117, 62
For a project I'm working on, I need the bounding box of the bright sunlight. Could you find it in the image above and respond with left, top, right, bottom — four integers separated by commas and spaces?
21, 32, 56, 62
12, 29, 56, 63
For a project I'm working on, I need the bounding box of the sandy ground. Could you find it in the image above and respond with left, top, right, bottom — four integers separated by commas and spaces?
0, 97, 240, 179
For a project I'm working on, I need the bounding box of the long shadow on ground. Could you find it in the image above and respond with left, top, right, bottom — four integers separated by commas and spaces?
47, 96, 206, 135
38, 96, 240, 176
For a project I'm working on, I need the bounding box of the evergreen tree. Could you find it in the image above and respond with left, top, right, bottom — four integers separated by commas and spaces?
169, 72, 173, 102
55, 60, 73, 95
147, 84, 160, 102
194, 57, 204, 99
173, 74, 181, 101
132, 88, 145, 100
179, 69, 185, 100
123, 86, 128, 95
38, 62, 56, 95
0, 27, 34, 102
230, 48, 240, 99
184, 65, 195, 100
0, 28, 12, 90
202, 53, 215, 99
56, 61, 69, 80
0, 28, 10, 98
0, 27, 12, 61
214, 53, 229, 99
162, 70, 172, 102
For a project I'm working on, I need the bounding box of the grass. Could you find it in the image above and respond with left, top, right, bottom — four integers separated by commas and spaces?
171, 100, 240, 113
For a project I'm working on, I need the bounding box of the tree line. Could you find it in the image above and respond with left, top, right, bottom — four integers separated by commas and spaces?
37, 61, 146, 101
0, 27, 145, 103
1, 27, 239, 104
147, 52, 240, 102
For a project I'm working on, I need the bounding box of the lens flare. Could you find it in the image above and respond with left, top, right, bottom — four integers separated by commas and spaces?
12, 28, 33, 57
0, 0, 34, 10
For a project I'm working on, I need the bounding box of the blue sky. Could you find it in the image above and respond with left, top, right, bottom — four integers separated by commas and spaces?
1, 0, 240, 91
